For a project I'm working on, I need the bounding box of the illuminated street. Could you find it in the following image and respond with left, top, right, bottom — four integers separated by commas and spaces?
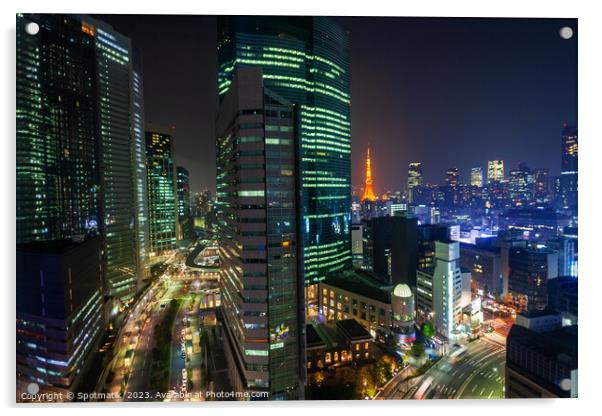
403, 339, 505, 400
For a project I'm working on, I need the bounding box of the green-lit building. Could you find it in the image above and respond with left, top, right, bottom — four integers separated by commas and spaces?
17, 14, 150, 303
146, 125, 177, 256
17, 14, 100, 243
217, 17, 353, 291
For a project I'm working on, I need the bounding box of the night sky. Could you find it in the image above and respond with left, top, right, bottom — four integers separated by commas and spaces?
97, 15, 577, 194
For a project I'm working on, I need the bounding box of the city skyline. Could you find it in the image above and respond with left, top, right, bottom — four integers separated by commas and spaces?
15, 13, 578, 402
96, 15, 577, 193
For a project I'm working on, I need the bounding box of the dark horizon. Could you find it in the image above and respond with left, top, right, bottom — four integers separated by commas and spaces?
96, 15, 577, 195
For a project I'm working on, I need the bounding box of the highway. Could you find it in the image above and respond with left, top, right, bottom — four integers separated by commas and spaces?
404, 338, 505, 400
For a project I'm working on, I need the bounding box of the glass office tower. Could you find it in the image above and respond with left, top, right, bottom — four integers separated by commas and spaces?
216, 67, 303, 399
145, 125, 177, 256
16, 14, 100, 243
217, 16, 352, 287
132, 52, 150, 286
81, 16, 139, 301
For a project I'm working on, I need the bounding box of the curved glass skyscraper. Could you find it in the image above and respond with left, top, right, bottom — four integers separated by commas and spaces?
217, 16, 352, 286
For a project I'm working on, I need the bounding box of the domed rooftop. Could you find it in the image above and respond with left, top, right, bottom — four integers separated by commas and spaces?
392, 283, 412, 298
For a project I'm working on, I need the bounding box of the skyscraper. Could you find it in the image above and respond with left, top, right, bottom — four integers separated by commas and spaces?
487, 160, 504, 183
470, 167, 483, 187
407, 162, 423, 203
560, 124, 578, 210
146, 125, 177, 256
508, 162, 533, 207
132, 50, 150, 286
176, 166, 193, 241
217, 16, 352, 286
361, 147, 377, 202
216, 67, 303, 399
82, 16, 140, 301
533, 168, 550, 203
17, 14, 100, 243
17, 14, 144, 302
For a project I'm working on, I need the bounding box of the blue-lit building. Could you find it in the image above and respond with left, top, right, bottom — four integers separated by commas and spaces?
217, 16, 352, 293
17, 237, 104, 397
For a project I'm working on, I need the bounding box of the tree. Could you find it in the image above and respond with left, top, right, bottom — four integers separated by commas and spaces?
421, 323, 434, 338
411, 341, 425, 358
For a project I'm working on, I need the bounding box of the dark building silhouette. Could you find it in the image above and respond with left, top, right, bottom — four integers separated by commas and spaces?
506, 324, 578, 398
16, 237, 104, 396
371, 215, 417, 287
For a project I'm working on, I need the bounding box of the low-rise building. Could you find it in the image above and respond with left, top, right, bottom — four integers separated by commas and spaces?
306, 319, 374, 372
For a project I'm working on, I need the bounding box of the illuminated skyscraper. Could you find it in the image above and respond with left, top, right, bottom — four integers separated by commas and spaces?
361, 147, 377, 202
407, 162, 423, 203
487, 160, 504, 183
216, 68, 303, 399
470, 167, 483, 187
176, 166, 193, 240
132, 51, 150, 286
533, 168, 550, 203
83, 16, 140, 301
508, 163, 533, 207
17, 14, 145, 301
217, 16, 352, 285
17, 14, 100, 243
146, 125, 177, 256
560, 124, 578, 210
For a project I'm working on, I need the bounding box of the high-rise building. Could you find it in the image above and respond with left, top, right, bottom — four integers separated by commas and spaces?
217, 16, 352, 285
370, 216, 418, 287
132, 51, 150, 286
432, 240, 470, 340
508, 247, 559, 312
508, 162, 533, 207
176, 166, 193, 241
460, 242, 503, 297
17, 14, 144, 302
532, 168, 550, 203
470, 167, 483, 187
216, 68, 303, 399
407, 162, 423, 203
487, 160, 504, 183
17, 14, 100, 244
146, 125, 177, 256
16, 237, 104, 397
361, 147, 377, 202
560, 124, 578, 210
83, 16, 140, 301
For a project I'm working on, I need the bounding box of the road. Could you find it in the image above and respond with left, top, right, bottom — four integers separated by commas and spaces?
102, 241, 218, 402
403, 338, 505, 400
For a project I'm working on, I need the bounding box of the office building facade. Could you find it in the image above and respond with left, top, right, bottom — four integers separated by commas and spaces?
176, 166, 193, 241
16, 237, 104, 396
217, 16, 352, 286
216, 68, 303, 399
146, 125, 177, 256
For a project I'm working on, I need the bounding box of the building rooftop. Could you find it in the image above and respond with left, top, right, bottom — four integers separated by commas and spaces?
508, 324, 578, 368
322, 269, 392, 304
336, 319, 372, 341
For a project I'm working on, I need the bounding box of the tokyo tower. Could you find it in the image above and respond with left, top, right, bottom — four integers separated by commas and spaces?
362, 146, 377, 202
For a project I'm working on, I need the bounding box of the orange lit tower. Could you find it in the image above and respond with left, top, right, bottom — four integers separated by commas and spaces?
362, 147, 377, 202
